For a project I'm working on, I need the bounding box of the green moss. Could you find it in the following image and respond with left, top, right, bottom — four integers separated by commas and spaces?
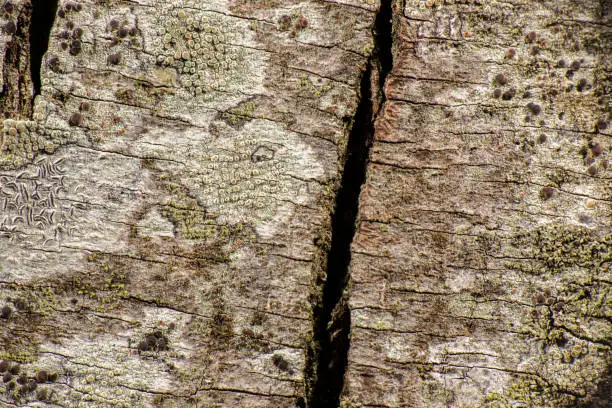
483, 375, 580, 408
0, 343, 38, 364
0, 282, 73, 365
499, 350, 607, 408
496, 223, 612, 406
339, 396, 362, 408
483, 392, 505, 403
220, 99, 257, 128
161, 200, 208, 240
509, 224, 611, 275
157, 177, 251, 260
70, 254, 131, 312
114, 88, 135, 104
296, 74, 332, 98
421, 380, 455, 405
505, 378, 558, 407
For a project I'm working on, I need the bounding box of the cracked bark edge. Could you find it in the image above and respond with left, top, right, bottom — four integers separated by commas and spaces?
29, 0, 59, 98
305, 1, 394, 407
0, 0, 57, 118
1, 1, 34, 119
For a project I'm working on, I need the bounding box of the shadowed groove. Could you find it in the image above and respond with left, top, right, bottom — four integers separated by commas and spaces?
306, 1, 394, 407
30, 0, 59, 97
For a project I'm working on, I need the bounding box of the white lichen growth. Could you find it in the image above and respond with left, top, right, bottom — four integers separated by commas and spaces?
151, 3, 247, 95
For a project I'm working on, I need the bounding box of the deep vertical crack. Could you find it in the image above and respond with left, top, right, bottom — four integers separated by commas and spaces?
375, 0, 393, 90
306, 65, 373, 408
306, 1, 393, 407
30, 0, 59, 97
1, 1, 33, 118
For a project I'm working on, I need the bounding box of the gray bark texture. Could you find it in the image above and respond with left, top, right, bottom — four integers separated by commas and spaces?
343, 1, 611, 408
0, 0, 609, 408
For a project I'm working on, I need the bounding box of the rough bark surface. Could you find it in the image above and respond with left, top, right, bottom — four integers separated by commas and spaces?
0, 0, 610, 408
343, 1, 611, 407
0, 0, 376, 407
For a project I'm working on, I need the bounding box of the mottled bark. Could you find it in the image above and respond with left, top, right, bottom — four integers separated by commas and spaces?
0, 0, 33, 119
1, 0, 610, 407
0, 1, 376, 407
343, 1, 611, 407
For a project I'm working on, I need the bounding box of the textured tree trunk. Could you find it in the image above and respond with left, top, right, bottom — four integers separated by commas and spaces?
0, 0, 376, 406
0, 1, 609, 408
343, 1, 611, 407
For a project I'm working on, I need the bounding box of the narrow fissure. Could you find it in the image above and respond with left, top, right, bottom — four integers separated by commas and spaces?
306, 1, 393, 407
375, 0, 394, 92
1, 2, 33, 118
29, 0, 59, 97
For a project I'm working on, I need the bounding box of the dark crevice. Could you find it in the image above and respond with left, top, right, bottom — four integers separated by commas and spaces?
306, 64, 372, 408
375, 0, 394, 94
29, 0, 59, 97
1, 2, 33, 118
306, 1, 393, 407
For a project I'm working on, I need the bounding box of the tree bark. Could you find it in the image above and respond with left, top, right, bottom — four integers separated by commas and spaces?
343, 1, 611, 407
0, 1, 376, 406
0, 1, 609, 408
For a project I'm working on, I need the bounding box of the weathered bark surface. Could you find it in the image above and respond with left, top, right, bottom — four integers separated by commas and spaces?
1, 0, 610, 407
344, 1, 610, 407
0, 0, 376, 406
0, 0, 32, 119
